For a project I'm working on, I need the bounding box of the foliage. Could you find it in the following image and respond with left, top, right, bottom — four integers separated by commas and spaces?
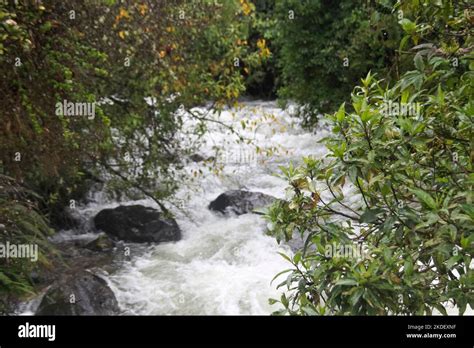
0, 175, 58, 313
0, 0, 260, 309
267, 0, 473, 315
272, 0, 401, 125
0, 0, 259, 217
243, 0, 278, 98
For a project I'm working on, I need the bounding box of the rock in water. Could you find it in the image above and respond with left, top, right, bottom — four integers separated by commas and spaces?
208, 190, 277, 215
189, 153, 206, 162
36, 271, 119, 315
84, 233, 115, 252
94, 205, 181, 243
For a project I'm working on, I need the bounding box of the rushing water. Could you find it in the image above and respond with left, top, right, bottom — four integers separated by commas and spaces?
74, 100, 329, 315
19, 100, 470, 316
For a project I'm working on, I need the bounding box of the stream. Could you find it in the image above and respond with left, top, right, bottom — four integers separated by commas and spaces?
75, 100, 330, 315
19, 100, 470, 316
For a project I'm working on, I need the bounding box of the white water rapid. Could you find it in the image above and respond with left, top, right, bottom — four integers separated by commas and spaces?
79, 100, 330, 315
19, 100, 470, 316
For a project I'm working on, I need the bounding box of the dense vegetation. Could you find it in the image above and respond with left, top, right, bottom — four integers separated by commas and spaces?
0, 0, 259, 311
260, 0, 402, 124
266, 0, 473, 315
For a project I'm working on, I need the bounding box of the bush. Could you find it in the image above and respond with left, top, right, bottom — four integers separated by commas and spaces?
0, 0, 259, 215
267, 0, 473, 315
272, 0, 401, 124
0, 0, 261, 310
0, 175, 57, 314
243, 0, 278, 99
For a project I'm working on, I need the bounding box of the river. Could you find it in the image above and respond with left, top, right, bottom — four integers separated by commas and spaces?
19, 100, 470, 316
73, 100, 330, 315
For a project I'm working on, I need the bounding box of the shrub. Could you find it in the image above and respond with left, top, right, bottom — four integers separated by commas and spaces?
267, 0, 473, 315
272, 0, 401, 124
0, 175, 57, 314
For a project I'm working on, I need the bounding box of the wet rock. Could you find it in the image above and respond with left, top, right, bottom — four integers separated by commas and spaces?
53, 207, 82, 230
208, 190, 277, 215
36, 271, 119, 315
189, 153, 206, 162
32, 233, 118, 290
94, 205, 181, 243
84, 233, 115, 252
189, 154, 215, 163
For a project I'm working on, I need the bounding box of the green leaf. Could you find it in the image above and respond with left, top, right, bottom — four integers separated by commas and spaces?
399, 18, 416, 34
277, 252, 292, 263
302, 306, 318, 315
414, 52, 424, 71
335, 278, 358, 286
336, 102, 345, 122
433, 303, 448, 316
293, 251, 302, 264
268, 298, 278, 305
350, 288, 364, 306
437, 84, 445, 106
271, 269, 293, 284
446, 255, 461, 270
410, 188, 438, 210
360, 208, 383, 224
460, 204, 474, 220
399, 34, 411, 51
404, 259, 414, 276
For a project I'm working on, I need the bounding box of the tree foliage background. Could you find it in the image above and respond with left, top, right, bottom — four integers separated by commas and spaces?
0, 0, 260, 311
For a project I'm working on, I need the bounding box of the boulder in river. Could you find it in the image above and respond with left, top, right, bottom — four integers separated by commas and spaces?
189, 153, 206, 162
208, 190, 277, 215
84, 233, 115, 252
189, 153, 215, 163
36, 271, 119, 315
94, 205, 181, 243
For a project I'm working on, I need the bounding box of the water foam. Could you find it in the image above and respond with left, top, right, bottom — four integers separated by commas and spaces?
104, 101, 329, 314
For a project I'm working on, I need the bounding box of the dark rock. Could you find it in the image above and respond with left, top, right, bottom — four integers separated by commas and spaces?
53, 207, 82, 230
51, 173, 104, 230
35, 271, 119, 315
189, 154, 215, 163
189, 153, 206, 162
84, 233, 115, 252
208, 190, 277, 215
37, 232, 119, 290
94, 205, 181, 243
30, 270, 43, 285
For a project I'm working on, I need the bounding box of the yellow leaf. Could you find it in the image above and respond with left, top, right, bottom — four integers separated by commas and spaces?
138, 4, 148, 16
118, 31, 126, 39
240, 0, 252, 16
119, 8, 130, 19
